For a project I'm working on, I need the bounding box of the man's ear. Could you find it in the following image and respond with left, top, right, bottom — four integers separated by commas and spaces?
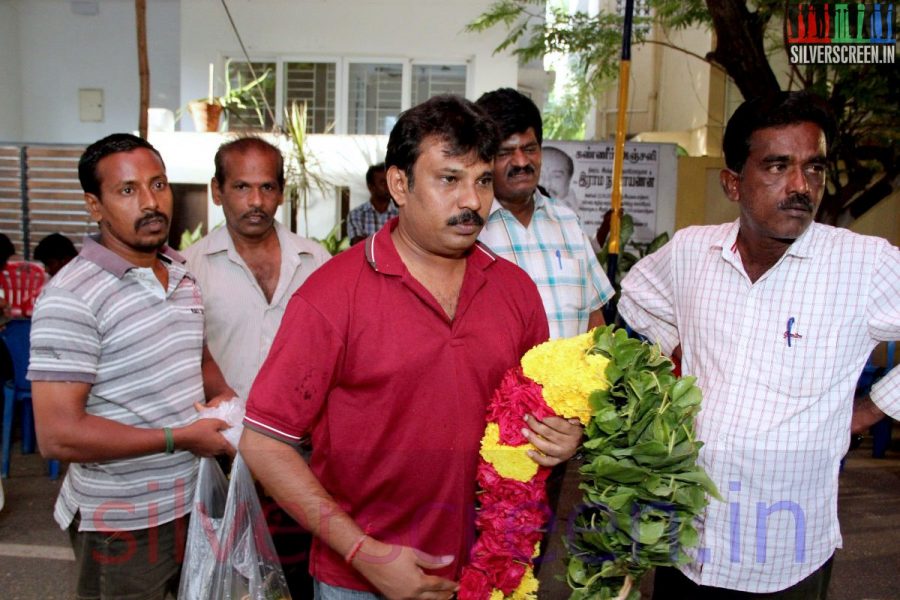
720, 169, 740, 203
84, 193, 103, 224
386, 165, 408, 208
210, 177, 223, 207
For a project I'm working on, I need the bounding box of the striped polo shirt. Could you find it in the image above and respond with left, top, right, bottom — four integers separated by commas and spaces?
28, 236, 206, 532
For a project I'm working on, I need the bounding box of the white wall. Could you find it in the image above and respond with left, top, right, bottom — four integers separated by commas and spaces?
8, 0, 180, 144
592, 22, 715, 154
0, 1, 23, 141
179, 0, 518, 115
655, 28, 714, 135
4, 0, 518, 143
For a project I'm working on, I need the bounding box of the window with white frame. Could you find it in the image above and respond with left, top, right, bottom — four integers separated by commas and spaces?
616, 0, 652, 35
225, 60, 277, 132
347, 63, 403, 135
411, 64, 467, 106
284, 62, 337, 134
226, 57, 467, 134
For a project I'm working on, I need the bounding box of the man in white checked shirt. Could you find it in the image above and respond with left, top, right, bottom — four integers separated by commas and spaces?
620, 92, 900, 598
476, 88, 613, 340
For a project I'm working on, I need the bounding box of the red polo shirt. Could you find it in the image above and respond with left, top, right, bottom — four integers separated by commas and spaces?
244, 219, 549, 591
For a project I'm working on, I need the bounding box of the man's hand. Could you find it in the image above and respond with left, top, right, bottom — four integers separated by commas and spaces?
353, 538, 458, 600
523, 414, 583, 466
174, 418, 233, 457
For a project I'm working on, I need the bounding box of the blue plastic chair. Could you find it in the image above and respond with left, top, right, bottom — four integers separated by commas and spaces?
870, 341, 895, 458
1, 318, 60, 479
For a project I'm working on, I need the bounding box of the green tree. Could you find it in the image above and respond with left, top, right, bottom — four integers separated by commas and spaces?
467, 0, 899, 225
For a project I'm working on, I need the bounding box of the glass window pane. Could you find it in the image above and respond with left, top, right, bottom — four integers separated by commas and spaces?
411, 65, 467, 106
284, 62, 337, 134
616, 0, 652, 35
347, 63, 403, 135
224, 60, 276, 132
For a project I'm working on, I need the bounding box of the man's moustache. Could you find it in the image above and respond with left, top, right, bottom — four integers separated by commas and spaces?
777, 193, 813, 212
506, 165, 535, 178
134, 212, 169, 230
447, 210, 485, 227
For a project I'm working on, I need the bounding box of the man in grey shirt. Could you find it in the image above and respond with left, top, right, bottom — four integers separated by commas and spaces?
29, 133, 233, 600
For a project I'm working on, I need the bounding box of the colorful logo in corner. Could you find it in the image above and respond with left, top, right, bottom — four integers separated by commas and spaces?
787, 3, 896, 64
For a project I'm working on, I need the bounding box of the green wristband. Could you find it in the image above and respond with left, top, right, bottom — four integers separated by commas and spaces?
163, 427, 175, 454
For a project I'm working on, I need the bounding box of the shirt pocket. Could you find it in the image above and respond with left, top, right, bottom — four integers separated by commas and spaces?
764, 320, 840, 398
551, 256, 587, 312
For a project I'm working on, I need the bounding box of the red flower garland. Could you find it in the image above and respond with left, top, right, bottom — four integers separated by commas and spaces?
459, 368, 556, 599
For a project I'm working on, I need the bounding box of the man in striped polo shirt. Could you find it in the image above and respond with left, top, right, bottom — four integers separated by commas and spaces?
28, 133, 235, 600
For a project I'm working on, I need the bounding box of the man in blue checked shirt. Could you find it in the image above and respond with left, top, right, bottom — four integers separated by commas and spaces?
476, 88, 614, 340
347, 162, 398, 245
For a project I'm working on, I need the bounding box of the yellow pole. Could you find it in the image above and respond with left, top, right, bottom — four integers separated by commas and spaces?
608, 59, 631, 256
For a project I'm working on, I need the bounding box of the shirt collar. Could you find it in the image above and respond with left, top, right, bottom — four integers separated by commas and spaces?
364, 216, 497, 276
202, 221, 316, 259
488, 191, 546, 220
714, 219, 816, 260
80, 234, 185, 279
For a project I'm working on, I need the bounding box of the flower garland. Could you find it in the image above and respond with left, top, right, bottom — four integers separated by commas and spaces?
459, 326, 719, 600
459, 332, 607, 600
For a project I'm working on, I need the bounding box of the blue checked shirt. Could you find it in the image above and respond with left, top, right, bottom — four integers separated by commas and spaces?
347, 201, 399, 240
478, 192, 614, 339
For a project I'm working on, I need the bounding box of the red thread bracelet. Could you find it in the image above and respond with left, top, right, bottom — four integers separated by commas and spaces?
344, 526, 371, 565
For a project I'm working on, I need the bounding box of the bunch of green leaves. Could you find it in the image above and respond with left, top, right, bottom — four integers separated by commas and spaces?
567, 326, 720, 599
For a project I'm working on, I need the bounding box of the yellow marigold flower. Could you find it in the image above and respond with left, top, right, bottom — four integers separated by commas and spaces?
480, 422, 539, 482
509, 567, 539, 599
521, 332, 609, 424
488, 567, 539, 600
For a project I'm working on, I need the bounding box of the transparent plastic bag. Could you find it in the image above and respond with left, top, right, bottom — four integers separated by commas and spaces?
179, 457, 230, 600
205, 454, 292, 600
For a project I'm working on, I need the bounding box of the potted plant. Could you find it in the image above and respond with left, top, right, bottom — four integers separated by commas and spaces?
187, 63, 272, 132
282, 100, 333, 234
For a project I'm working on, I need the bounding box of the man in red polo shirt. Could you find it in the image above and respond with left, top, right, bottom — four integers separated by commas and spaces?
240, 95, 583, 600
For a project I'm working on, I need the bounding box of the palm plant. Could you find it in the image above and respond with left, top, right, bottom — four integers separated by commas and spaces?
282, 101, 333, 235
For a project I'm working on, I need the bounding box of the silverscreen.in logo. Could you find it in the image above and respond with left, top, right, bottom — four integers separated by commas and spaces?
788, 3, 896, 64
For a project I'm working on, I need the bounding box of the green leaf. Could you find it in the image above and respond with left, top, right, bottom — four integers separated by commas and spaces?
636, 520, 667, 545
588, 455, 648, 484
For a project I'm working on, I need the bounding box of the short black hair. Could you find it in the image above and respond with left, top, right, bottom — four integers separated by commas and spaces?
385, 94, 499, 189
34, 233, 77, 264
0, 233, 14, 267
214, 136, 285, 191
365, 162, 386, 186
475, 87, 543, 145
78, 133, 165, 197
723, 91, 836, 173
